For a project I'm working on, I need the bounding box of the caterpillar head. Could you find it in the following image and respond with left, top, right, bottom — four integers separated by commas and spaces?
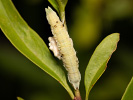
45, 7, 61, 27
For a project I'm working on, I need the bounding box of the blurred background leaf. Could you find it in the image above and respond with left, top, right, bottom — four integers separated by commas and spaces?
0, 0, 133, 100
17, 97, 24, 100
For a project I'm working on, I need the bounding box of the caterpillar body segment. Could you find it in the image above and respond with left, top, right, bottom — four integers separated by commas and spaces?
45, 7, 81, 89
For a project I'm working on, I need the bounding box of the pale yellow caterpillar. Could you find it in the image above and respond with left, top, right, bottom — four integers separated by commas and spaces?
45, 7, 81, 89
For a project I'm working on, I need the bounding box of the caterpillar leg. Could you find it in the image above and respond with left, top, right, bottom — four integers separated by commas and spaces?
48, 37, 61, 59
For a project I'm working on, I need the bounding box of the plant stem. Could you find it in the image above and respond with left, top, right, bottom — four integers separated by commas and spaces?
60, 11, 65, 23
74, 89, 82, 100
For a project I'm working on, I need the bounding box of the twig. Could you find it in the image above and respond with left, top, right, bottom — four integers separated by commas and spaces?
74, 89, 82, 100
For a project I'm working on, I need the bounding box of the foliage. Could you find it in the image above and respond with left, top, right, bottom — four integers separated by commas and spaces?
0, 0, 132, 100
85, 33, 119, 100
122, 77, 133, 100
17, 97, 24, 100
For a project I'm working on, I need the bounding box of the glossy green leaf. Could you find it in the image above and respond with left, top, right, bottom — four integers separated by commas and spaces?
17, 97, 24, 100
84, 33, 120, 100
122, 77, 133, 100
48, 0, 68, 21
0, 0, 74, 99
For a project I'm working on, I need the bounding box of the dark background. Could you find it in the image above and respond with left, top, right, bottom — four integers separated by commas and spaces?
0, 0, 133, 100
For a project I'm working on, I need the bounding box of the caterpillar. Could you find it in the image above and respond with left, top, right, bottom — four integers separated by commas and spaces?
45, 7, 81, 89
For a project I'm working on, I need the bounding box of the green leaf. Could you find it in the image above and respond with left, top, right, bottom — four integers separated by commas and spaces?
48, 0, 68, 21
48, 0, 59, 12
17, 97, 24, 100
84, 33, 120, 100
48, 0, 68, 12
121, 77, 133, 100
0, 0, 74, 99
